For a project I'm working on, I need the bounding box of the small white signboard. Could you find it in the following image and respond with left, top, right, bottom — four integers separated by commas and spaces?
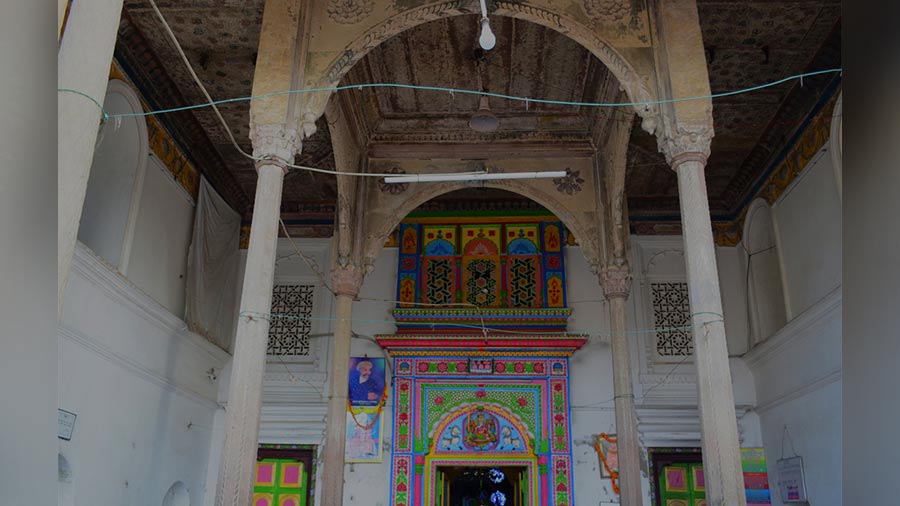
58, 409, 77, 441
777, 456, 808, 502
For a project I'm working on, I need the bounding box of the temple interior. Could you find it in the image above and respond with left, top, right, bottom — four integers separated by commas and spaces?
54, 1, 844, 506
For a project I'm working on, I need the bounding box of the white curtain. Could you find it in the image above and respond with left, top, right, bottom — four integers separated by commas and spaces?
185, 177, 241, 352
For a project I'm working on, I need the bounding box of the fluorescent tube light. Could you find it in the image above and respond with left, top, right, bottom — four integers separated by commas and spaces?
382, 171, 567, 184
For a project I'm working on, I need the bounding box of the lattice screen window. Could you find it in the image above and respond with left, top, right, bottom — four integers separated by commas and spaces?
267, 284, 315, 356
650, 282, 693, 357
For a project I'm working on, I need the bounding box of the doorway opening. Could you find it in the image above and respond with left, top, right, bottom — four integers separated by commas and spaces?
435, 465, 528, 506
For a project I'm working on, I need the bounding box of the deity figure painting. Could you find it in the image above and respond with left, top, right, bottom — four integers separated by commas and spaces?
464, 410, 499, 450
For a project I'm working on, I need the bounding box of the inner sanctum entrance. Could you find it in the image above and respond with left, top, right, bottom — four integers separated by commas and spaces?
377, 212, 586, 506
436, 466, 527, 506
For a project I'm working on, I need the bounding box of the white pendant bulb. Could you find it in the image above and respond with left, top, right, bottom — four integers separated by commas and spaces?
479, 17, 496, 51
478, 0, 495, 51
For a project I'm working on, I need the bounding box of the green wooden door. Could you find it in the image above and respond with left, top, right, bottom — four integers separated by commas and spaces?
252, 458, 309, 506
658, 463, 706, 506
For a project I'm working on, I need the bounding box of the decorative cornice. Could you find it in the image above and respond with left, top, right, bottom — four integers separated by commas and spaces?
599, 265, 633, 299
69, 243, 232, 364
743, 286, 842, 370
376, 333, 589, 353
59, 325, 221, 409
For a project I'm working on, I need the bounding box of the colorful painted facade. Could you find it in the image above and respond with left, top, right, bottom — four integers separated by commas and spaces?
381, 214, 584, 506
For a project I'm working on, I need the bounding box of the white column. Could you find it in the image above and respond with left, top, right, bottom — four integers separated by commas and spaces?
321, 267, 363, 506
215, 125, 298, 506
673, 153, 746, 506
57, 0, 126, 315
600, 266, 643, 506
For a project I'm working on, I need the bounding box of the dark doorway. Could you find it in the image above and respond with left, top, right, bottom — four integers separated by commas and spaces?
436, 465, 527, 506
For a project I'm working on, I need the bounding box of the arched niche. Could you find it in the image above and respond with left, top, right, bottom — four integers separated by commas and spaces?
742, 198, 787, 346
303, 1, 658, 133
362, 183, 601, 274
162, 481, 190, 506
78, 79, 149, 272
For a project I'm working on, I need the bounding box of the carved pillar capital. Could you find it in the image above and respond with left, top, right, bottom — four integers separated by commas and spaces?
250, 123, 301, 173
599, 265, 633, 300
659, 125, 713, 168
330, 265, 364, 298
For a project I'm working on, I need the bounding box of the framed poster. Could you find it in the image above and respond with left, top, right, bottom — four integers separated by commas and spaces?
776, 456, 808, 503
346, 357, 387, 462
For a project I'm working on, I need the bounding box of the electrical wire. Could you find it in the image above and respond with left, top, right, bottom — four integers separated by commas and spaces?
62, 69, 842, 122
58, 0, 841, 182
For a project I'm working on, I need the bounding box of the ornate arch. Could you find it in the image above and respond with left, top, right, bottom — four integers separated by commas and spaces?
429, 402, 536, 454
361, 180, 601, 273
303, 1, 658, 134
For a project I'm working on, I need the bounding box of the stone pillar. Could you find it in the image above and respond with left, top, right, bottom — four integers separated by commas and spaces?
600, 266, 643, 506
215, 125, 298, 506
670, 150, 746, 506
320, 266, 364, 506
57, 0, 126, 315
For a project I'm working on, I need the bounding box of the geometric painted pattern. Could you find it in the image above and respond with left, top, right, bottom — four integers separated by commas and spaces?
464, 258, 499, 307
651, 282, 694, 357
424, 258, 454, 305
267, 284, 314, 356
508, 257, 540, 307
253, 459, 308, 506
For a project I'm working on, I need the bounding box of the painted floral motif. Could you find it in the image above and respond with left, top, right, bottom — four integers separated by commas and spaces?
392, 456, 411, 506
514, 362, 525, 373
517, 397, 528, 407
394, 379, 412, 451
327, 0, 374, 25
550, 379, 569, 452
552, 455, 573, 506
583, 0, 631, 22
533, 362, 545, 374
434, 396, 444, 406
553, 168, 585, 195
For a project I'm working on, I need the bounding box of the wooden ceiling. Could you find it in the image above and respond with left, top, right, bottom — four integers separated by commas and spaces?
114, 0, 841, 232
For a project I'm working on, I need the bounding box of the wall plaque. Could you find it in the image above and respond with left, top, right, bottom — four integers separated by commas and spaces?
776, 456, 808, 502
468, 357, 494, 374
58, 409, 76, 441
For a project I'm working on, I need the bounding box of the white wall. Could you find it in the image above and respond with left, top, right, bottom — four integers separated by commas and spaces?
126, 154, 195, 318
772, 147, 842, 318
60, 244, 229, 506
741, 136, 843, 506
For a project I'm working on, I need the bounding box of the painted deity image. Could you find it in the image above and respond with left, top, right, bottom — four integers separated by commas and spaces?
464, 410, 499, 450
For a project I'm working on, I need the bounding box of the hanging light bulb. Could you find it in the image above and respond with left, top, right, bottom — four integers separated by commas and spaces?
479, 17, 496, 50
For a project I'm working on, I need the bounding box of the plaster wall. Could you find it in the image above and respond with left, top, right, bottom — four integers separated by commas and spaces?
742, 139, 843, 506
771, 146, 842, 319
126, 154, 196, 319
59, 243, 230, 506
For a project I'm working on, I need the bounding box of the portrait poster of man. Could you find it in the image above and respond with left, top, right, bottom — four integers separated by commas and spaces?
348, 357, 386, 407
346, 357, 387, 462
